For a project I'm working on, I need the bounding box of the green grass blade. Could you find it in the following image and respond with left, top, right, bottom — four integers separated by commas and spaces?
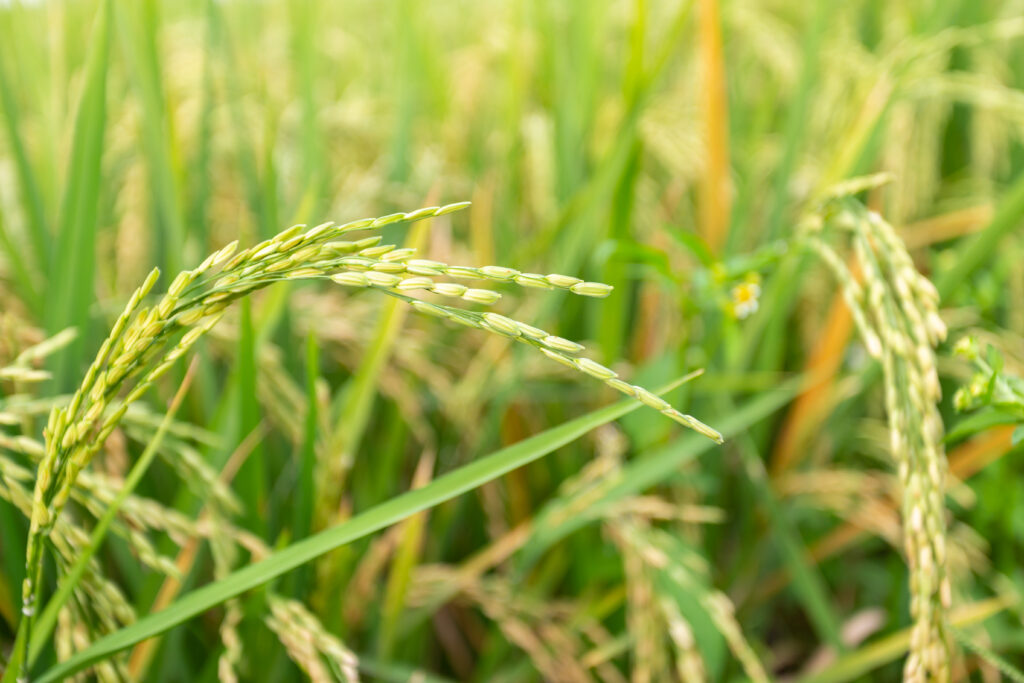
207, 0, 271, 239
114, 0, 189, 274
34, 377, 695, 682
762, 1, 830, 242
729, 419, 844, 650
47, 0, 113, 390
292, 332, 319, 545
0, 499, 25, 627
0, 37, 50, 276
516, 377, 801, 571
595, 0, 645, 360
0, 205, 41, 308
235, 299, 266, 532
376, 455, 432, 659
287, 0, 325, 216
936, 172, 1024, 299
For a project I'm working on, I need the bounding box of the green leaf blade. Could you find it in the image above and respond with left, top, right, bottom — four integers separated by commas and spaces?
36, 377, 696, 683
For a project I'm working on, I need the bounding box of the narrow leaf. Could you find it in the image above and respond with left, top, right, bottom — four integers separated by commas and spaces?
35, 377, 696, 682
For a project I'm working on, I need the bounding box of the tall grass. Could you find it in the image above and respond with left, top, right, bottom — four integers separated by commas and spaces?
2, 1, 1024, 681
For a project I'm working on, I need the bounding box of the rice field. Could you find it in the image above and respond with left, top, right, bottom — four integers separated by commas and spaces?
1, 0, 1024, 681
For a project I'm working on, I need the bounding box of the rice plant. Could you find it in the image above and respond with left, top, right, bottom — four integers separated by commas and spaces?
3, 0, 1024, 681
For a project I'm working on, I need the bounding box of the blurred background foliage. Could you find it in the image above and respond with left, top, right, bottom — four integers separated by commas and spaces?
2, 0, 1024, 680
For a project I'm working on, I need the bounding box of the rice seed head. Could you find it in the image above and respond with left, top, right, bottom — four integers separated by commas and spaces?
570, 281, 614, 297
360, 244, 397, 258
410, 300, 448, 318
545, 273, 583, 288
462, 289, 502, 305
479, 265, 520, 281
396, 276, 434, 291
515, 322, 547, 340
542, 336, 584, 354
540, 348, 578, 369
481, 312, 522, 337
445, 266, 481, 279
574, 358, 617, 380
371, 212, 408, 227
404, 206, 440, 220
332, 272, 369, 287
365, 271, 403, 288
812, 201, 951, 680
436, 201, 472, 215
513, 273, 553, 289
431, 282, 468, 297
16, 200, 719, 677
381, 247, 417, 262
338, 218, 375, 232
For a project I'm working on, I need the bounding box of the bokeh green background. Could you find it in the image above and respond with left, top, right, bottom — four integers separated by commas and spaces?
2, 0, 1024, 680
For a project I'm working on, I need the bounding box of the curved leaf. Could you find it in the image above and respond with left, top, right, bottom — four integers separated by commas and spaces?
36, 376, 699, 682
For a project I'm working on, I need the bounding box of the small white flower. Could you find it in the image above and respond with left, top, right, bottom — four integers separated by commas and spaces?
730, 281, 761, 319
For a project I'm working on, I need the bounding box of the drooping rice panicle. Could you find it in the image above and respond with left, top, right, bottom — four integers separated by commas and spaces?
15, 202, 718, 677
265, 595, 360, 683
610, 519, 770, 683
808, 198, 950, 681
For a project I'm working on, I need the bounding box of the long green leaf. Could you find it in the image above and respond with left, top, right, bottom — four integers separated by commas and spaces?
47, 0, 113, 390
235, 299, 265, 532
517, 378, 802, 570
292, 332, 319, 545
0, 204, 40, 308
936, 171, 1024, 299
35, 377, 697, 682
0, 33, 49, 278
114, 0, 189, 274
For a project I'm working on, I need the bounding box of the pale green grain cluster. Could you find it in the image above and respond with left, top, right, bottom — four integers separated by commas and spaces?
457, 577, 603, 681
0, 457, 135, 682
1, 435, 194, 582
658, 594, 706, 682
265, 595, 360, 683
404, 299, 722, 442
1, 381, 230, 575
611, 520, 770, 683
205, 509, 359, 683
809, 201, 950, 682
216, 602, 244, 683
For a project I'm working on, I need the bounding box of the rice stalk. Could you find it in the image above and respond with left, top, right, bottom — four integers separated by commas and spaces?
12, 202, 718, 678
265, 594, 360, 683
807, 198, 950, 681
609, 519, 770, 683
657, 594, 707, 682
